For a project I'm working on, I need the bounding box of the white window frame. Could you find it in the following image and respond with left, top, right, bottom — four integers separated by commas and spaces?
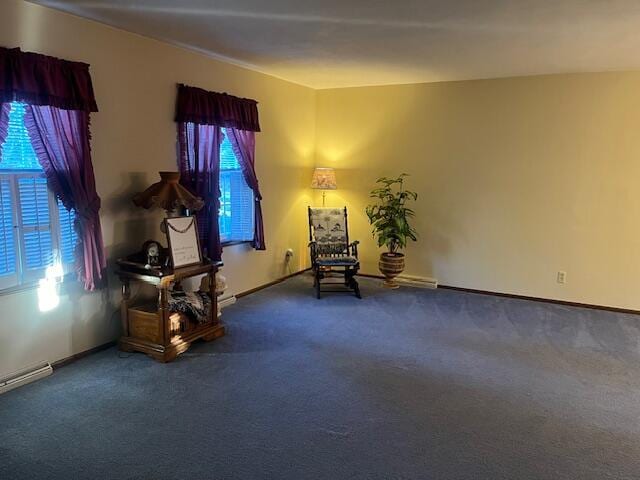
0, 170, 72, 291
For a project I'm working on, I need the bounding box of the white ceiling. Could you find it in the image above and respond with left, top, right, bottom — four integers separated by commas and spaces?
31, 0, 640, 89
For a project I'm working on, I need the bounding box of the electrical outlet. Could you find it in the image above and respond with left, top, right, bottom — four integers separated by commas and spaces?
285, 248, 294, 260
557, 271, 567, 284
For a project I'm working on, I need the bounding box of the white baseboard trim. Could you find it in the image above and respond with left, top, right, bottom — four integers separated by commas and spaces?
0, 363, 53, 395
396, 275, 438, 289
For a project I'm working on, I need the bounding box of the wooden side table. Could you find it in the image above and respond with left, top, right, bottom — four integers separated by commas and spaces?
116, 261, 225, 362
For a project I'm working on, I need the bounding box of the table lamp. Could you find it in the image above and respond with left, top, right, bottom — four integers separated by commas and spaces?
311, 167, 337, 207
133, 171, 204, 217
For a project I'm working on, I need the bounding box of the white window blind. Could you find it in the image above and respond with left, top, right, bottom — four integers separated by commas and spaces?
219, 128, 255, 243
0, 102, 78, 290
0, 179, 17, 290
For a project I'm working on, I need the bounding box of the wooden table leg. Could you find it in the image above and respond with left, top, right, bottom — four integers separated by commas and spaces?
120, 279, 130, 337
159, 287, 169, 347
209, 270, 218, 325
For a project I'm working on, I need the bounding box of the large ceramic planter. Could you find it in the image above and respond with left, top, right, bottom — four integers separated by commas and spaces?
378, 252, 405, 289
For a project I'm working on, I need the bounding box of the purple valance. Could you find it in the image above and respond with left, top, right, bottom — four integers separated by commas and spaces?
0, 47, 98, 112
175, 84, 260, 132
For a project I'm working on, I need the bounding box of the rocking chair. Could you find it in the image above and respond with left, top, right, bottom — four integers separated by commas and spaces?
308, 207, 361, 299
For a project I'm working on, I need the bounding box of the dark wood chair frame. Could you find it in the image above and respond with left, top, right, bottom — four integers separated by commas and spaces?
308, 206, 362, 299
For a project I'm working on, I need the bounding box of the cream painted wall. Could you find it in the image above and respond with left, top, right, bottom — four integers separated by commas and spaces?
0, 0, 315, 377
315, 73, 640, 310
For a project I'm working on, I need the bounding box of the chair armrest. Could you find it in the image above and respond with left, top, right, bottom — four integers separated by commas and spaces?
308, 241, 318, 262
348, 240, 360, 258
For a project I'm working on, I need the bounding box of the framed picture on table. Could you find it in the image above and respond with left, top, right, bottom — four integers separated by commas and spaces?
164, 216, 202, 268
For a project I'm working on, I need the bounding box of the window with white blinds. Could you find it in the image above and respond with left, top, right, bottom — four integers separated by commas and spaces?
0, 103, 78, 290
219, 128, 255, 244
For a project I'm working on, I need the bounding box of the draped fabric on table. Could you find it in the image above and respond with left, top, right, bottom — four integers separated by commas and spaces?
0, 46, 104, 290
178, 122, 223, 261
176, 84, 264, 260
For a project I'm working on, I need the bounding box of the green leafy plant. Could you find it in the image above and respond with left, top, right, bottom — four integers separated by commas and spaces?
365, 174, 418, 254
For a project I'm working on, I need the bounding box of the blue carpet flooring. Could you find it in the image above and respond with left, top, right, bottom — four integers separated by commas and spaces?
1, 275, 640, 479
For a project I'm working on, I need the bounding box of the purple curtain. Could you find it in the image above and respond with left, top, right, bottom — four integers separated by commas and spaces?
24, 105, 106, 291
178, 122, 223, 261
0, 103, 9, 147
0, 47, 98, 112
226, 128, 266, 250
176, 84, 260, 132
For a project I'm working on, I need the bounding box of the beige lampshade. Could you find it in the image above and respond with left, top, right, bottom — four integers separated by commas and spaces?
311, 167, 337, 190
133, 171, 204, 213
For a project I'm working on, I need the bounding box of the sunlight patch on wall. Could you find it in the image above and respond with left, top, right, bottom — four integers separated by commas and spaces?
38, 262, 64, 312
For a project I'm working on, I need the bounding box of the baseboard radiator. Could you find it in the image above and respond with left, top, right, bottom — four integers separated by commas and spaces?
218, 293, 237, 312
396, 274, 438, 289
0, 362, 53, 395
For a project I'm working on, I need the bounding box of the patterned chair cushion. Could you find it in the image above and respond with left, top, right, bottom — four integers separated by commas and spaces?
309, 208, 348, 245
316, 256, 359, 266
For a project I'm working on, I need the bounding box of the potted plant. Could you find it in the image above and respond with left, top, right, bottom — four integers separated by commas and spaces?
365, 174, 418, 288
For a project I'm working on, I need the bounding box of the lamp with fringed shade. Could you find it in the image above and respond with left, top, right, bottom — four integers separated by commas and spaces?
311, 167, 337, 207
133, 171, 204, 216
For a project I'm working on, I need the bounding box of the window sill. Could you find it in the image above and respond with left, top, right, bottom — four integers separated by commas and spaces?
221, 240, 254, 248
0, 272, 75, 298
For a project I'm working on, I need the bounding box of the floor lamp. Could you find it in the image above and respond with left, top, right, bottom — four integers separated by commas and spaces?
311, 167, 337, 207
